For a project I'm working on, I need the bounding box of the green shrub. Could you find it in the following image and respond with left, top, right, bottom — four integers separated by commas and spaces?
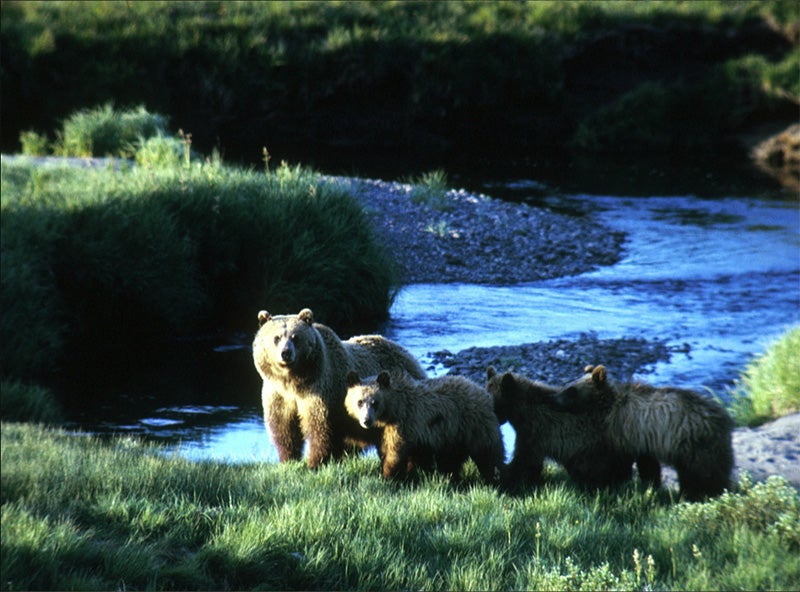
408, 169, 451, 211
19, 130, 49, 156
134, 133, 185, 169
729, 326, 800, 426
53, 103, 168, 158
0, 380, 62, 423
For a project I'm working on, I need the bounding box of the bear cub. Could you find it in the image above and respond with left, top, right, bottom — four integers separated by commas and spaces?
345, 370, 505, 484
554, 365, 735, 500
486, 367, 635, 490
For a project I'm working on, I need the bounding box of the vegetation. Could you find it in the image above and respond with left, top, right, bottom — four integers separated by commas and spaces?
1, 1, 797, 169
729, 326, 800, 427
407, 169, 451, 211
2, 422, 798, 591
0, 380, 61, 424
1, 111, 397, 383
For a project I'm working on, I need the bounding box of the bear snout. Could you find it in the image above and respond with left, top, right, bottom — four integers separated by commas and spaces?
280, 342, 296, 365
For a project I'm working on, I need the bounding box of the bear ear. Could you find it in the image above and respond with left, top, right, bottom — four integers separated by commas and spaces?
346, 371, 360, 388
591, 365, 608, 385
298, 308, 314, 325
487, 366, 497, 379
500, 372, 516, 392
257, 310, 271, 326
377, 371, 391, 388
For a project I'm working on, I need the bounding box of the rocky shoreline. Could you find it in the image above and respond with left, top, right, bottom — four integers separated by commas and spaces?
326, 175, 624, 285
335, 174, 800, 492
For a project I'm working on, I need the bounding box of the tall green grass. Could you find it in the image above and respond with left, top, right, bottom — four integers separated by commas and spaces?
52, 103, 169, 158
730, 326, 800, 426
2, 422, 798, 591
1, 155, 396, 381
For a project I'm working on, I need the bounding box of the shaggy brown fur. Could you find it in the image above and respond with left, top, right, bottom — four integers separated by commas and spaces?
252, 308, 426, 469
345, 370, 505, 484
555, 365, 735, 500
485, 366, 635, 490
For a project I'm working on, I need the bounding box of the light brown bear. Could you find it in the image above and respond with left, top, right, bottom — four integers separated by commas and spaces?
252, 308, 426, 469
345, 370, 505, 484
553, 365, 735, 501
485, 367, 635, 490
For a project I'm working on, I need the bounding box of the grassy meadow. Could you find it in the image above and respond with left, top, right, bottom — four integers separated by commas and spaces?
2, 422, 799, 591
2, 1, 797, 166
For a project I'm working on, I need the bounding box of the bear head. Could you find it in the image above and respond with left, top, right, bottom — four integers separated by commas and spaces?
345, 371, 394, 429
553, 364, 615, 411
252, 308, 320, 379
486, 366, 557, 424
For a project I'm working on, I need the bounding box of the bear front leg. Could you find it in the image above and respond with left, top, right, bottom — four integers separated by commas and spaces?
380, 433, 411, 480
300, 397, 336, 469
507, 435, 544, 488
635, 454, 662, 488
263, 385, 304, 462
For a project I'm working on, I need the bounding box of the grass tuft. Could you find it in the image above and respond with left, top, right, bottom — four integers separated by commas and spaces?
728, 326, 800, 426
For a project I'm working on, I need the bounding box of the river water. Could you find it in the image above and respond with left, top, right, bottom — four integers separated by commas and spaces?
67, 189, 800, 464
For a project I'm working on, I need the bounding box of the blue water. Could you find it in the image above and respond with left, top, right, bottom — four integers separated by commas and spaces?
79, 193, 800, 464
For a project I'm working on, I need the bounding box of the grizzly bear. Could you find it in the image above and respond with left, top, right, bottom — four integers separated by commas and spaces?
485, 367, 635, 490
554, 365, 735, 500
345, 370, 505, 484
252, 308, 426, 469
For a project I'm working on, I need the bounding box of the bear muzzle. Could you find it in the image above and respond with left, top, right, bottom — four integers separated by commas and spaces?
280, 343, 297, 366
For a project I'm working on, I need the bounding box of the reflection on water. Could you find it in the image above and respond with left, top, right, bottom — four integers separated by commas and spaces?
67, 193, 800, 464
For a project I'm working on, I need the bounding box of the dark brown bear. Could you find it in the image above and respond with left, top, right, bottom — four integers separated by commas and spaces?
345, 370, 505, 484
486, 367, 635, 490
252, 308, 426, 468
554, 365, 735, 500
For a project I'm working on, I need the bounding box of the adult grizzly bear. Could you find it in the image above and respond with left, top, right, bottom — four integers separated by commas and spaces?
554, 365, 735, 500
345, 370, 504, 484
485, 367, 635, 490
252, 308, 426, 469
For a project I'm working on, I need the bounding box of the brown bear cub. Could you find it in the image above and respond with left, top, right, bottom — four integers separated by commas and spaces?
252, 308, 426, 469
345, 370, 505, 484
554, 365, 735, 501
486, 367, 635, 490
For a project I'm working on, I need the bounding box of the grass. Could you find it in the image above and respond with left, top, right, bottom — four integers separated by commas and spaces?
52, 103, 169, 158
1, 1, 796, 164
0, 380, 62, 424
407, 169, 451, 211
729, 326, 800, 427
1, 421, 798, 591
1, 134, 397, 382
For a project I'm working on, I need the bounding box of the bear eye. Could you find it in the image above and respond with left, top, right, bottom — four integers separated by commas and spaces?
273, 335, 281, 345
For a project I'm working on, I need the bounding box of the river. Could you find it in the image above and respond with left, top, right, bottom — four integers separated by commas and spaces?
65, 188, 800, 464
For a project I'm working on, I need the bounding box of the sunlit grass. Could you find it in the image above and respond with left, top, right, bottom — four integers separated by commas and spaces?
2, 422, 798, 591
